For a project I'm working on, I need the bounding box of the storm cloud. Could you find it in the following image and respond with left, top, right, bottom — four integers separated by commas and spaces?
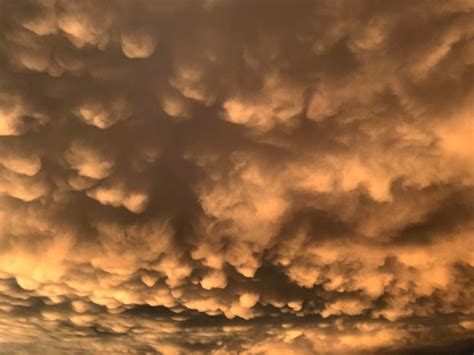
0, 0, 473, 354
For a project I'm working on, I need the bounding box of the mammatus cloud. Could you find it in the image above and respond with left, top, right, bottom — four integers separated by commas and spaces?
0, 0, 473, 354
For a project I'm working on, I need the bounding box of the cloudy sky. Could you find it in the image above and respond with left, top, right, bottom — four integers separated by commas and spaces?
0, 0, 473, 354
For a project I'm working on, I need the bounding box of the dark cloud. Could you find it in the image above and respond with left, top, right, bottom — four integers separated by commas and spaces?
0, 0, 473, 354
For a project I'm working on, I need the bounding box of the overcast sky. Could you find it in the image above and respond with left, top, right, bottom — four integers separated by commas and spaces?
0, 0, 473, 354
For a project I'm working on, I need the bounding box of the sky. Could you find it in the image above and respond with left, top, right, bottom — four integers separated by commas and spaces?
0, 0, 473, 354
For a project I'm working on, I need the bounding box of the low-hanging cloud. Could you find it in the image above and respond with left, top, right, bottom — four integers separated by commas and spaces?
0, 0, 473, 354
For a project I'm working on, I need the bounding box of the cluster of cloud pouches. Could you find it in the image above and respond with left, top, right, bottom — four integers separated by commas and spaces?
0, 0, 473, 354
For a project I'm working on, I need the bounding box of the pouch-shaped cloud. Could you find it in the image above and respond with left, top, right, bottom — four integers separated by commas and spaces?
224, 73, 305, 129
74, 96, 133, 129
64, 140, 115, 180
121, 30, 157, 59
0, 94, 48, 136
86, 179, 149, 213
56, 0, 113, 49
0, 0, 473, 354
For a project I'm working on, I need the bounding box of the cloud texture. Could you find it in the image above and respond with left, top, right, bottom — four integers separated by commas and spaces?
0, 0, 473, 354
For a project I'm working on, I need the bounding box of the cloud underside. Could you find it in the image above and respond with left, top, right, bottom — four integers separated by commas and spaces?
0, 0, 473, 354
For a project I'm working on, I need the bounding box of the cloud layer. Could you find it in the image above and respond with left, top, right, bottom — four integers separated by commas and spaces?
0, 0, 473, 354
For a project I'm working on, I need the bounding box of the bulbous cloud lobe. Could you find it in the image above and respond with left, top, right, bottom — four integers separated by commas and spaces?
0, 0, 473, 354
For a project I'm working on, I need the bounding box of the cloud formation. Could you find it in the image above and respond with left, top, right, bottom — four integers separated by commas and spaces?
0, 0, 473, 354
